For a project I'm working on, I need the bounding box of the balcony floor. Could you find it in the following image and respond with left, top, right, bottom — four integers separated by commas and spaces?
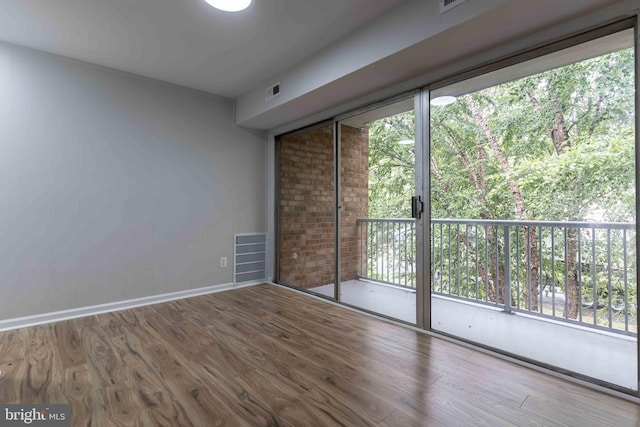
311, 279, 637, 391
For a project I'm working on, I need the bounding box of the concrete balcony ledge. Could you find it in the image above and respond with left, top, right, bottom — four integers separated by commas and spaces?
433, 295, 637, 390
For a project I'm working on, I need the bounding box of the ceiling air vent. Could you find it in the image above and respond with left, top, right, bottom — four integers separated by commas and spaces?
440, 0, 468, 14
265, 82, 281, 102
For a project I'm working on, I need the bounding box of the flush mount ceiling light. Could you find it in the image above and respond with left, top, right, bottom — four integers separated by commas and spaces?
204, 0, 251, 12
430, 95, 457, 106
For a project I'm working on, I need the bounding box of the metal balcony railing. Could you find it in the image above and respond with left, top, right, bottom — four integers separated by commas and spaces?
357, 218, 417, 289
357, 218, 637, 335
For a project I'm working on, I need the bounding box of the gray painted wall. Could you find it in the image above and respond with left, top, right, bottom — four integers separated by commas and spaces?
0, 42, 266, 321
235, 0, 508, 128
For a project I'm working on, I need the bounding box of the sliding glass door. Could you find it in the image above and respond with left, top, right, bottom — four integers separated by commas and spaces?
275, 17, 639, 396
337, 96, 419, 324
275, 95, 423, 323
429, 23, 638, 392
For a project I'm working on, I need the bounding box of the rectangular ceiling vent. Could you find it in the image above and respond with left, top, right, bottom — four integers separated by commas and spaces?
439, 0, 468, 14
265, 82, 281, 102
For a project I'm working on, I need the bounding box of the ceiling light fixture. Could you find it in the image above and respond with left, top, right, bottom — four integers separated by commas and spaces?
430, 95, 457, 106
204, 0, 252, 12
398, 139, 415, 145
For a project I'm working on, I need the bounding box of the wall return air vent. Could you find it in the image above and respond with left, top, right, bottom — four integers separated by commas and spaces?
440, 0, 468, 14
234, 233, 267, 284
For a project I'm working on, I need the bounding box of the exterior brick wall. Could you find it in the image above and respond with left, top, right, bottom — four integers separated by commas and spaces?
339, 125, 369, 283
278, 124, 368, 289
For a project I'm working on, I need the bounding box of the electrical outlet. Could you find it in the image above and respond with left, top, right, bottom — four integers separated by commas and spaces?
220, 257, 227, 268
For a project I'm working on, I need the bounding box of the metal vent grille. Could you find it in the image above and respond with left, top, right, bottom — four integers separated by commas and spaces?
234, 233, 267, 284
265, 82, 281, 102
440, 0, 468, 13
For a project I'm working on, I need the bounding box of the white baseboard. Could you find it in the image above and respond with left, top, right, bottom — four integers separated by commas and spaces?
0, 281, 263, 333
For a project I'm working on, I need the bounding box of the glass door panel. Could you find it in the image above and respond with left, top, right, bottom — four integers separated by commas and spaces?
276, 123, 336, 298
338, 97, 418, 324
429, 28, 637, 391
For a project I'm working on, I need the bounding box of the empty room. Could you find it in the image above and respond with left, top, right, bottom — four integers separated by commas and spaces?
1, 0, 639, 425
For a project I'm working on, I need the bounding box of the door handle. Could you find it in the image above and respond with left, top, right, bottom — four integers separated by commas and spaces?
411, 196, 423, 219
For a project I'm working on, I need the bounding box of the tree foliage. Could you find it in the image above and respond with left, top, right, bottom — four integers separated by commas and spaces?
429, 48, 635, 223
367, 48, 635, 222
367, 112, 415, 218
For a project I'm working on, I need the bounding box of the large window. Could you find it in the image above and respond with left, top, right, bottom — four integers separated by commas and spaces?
429, 25, 637, 392
274, 18, 639, 396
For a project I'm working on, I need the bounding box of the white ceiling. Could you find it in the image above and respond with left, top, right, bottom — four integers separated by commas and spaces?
0, 0, 402, 98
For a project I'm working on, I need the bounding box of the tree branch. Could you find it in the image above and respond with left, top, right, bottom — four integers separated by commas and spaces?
371, 144, 414, 168
464, 94, 528, 219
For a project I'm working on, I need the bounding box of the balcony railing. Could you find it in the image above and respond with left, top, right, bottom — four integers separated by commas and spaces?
358, 218, 417, 289
357, 218, 637, 335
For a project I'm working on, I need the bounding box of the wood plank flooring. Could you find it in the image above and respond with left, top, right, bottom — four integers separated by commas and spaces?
1, 284, 638, 426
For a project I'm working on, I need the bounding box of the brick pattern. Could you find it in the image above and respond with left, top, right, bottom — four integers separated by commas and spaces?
340, 125, 369, 282
278, 124, 369, 289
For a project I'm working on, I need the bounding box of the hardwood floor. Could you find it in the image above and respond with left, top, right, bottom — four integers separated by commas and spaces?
1, 284, 638, 426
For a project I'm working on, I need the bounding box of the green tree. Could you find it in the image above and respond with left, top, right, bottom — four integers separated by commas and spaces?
431, 47, 635, 318
367, 111, 415, 218
369, 46, 635, 321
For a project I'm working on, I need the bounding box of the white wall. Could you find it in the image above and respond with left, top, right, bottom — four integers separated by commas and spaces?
0, 42, 266, 321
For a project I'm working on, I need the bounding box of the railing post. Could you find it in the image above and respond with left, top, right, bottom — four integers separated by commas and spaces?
504, 225, 512, 314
